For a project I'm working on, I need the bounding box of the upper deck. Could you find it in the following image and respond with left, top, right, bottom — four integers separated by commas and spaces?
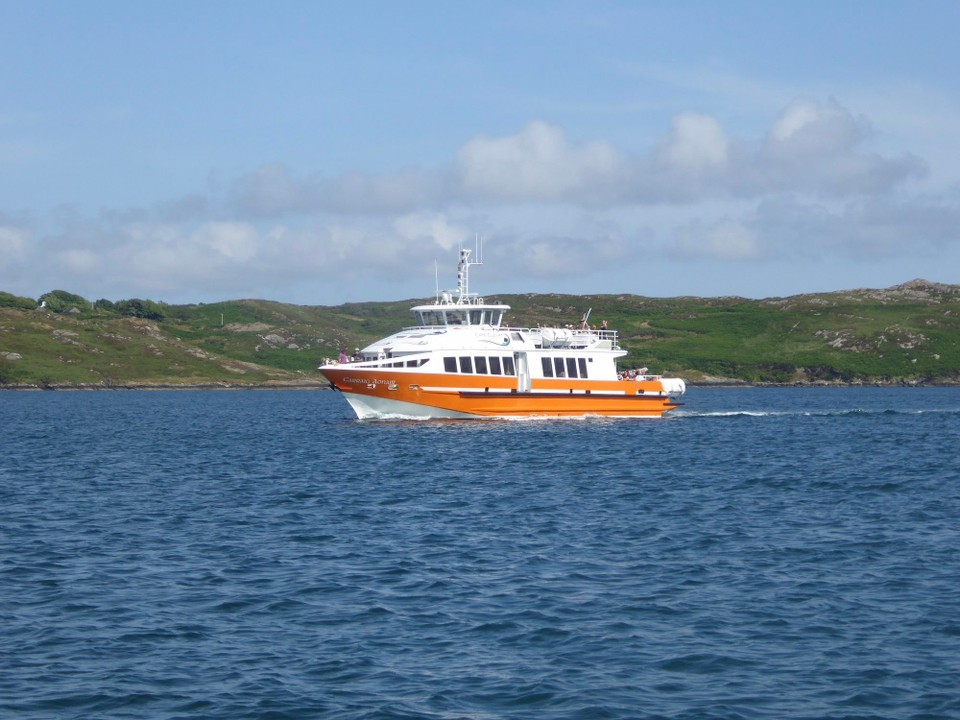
358, 243, 621, 354
409, 246, 510, 328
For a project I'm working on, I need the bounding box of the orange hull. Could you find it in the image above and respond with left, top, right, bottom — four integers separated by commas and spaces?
320, 367, 680, 418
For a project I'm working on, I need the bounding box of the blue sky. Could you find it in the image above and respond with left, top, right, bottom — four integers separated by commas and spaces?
2, 1, 959, 305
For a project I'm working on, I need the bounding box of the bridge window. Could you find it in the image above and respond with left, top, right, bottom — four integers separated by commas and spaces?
418, 311, 445, 326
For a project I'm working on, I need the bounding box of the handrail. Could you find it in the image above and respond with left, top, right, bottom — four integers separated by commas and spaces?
394, 324, 622, 349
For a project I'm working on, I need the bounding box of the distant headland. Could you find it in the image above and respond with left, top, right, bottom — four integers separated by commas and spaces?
2, 280, 958, 389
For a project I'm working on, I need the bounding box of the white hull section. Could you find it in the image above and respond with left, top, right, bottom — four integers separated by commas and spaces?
661, 378, 686, 396
343, 392, 475, 420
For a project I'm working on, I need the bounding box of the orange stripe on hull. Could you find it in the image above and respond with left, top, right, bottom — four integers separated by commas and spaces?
320, 368, 680, 418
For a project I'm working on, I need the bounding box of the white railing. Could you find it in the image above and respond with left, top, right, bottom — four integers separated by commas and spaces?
512, 327, 620, 350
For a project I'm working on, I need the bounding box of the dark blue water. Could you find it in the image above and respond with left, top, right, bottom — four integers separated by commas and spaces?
2, 387, 959, 719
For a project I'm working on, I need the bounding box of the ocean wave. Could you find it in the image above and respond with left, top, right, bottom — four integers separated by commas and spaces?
3, 388, 959, 719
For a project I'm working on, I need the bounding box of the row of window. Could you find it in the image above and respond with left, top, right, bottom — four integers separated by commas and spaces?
416, 309, 505, 327
542, 356, 589, 379
437, 355, 593, 379
381, 358, 428, 368
443, 355, 517, 376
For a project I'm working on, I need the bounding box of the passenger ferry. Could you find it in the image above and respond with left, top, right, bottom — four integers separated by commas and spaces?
318, 247, 685, 419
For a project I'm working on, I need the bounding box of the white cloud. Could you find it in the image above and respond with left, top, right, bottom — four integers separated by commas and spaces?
769, 98, 861, 147
755, 195, 960, 259
657, 112, 729, 171
229, 163, 317, 216
393, 213, 469, 252
749, 98, 926, 195
230, 163, 448, 217
454, 121, 627, 203
224, 102, 923, 220
670, 219, 762, 261
0, 224, 28, 261
321, 167, 449, 215
194, 222, 260, 262
2, 97, 954, 304
496, 231, 630, 278
57, 248, 100, 274
664, 193, 960, 265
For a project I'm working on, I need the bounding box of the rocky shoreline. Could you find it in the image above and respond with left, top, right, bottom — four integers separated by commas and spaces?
0, 380, 331, 391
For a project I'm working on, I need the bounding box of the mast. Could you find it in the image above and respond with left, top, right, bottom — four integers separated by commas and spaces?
455, 236, 483, 304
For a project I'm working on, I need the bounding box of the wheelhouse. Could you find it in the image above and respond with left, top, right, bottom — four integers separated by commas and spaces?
412, 305, 508, 328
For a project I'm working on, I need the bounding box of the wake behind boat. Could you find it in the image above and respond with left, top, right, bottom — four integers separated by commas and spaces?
319, 247, 685, 419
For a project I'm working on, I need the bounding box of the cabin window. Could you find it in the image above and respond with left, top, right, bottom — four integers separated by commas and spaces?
490, 357, 502, 375
554, 358, 565, 377
541, 357, 554, 377
503, 357, 516, 375
459, 356, 473, 373
474, 356, 488, 374
443, 356, 457, 373
566, 358, 578, 379
578, 358, 588, 378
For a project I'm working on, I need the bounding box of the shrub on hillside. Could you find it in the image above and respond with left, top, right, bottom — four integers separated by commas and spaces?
115, 298, 165, 321
0, 291, 37, 310
38, 290, 90, 313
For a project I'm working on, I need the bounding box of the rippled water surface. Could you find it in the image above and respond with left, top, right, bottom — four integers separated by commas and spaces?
2, 387, 960, 719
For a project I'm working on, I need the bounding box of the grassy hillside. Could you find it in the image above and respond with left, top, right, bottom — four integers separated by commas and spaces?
501, 280, 960, 384
1, 280, 959, 388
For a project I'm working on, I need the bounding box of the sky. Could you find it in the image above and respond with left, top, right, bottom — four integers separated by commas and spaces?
2, 1, 959, 306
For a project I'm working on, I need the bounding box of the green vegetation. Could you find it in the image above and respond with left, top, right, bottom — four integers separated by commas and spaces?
1, 280, 959, 388
0, 292, 37, 311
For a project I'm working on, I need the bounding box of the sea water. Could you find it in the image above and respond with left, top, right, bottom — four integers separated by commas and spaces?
2, 387, 959, 719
